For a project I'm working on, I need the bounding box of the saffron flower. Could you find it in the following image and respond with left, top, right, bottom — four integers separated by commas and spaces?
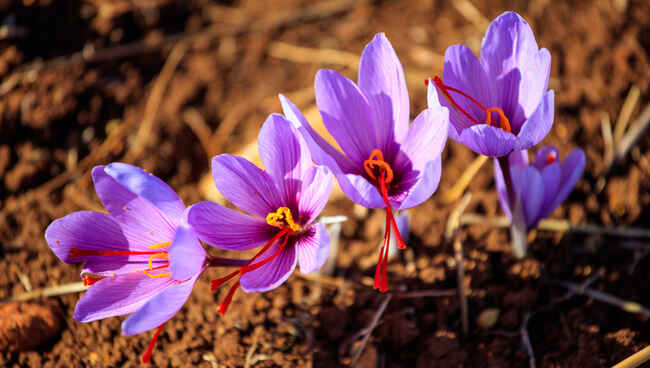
45, 163, 241, 363
430, 11, 553, 157
494, 146, 585, 256
279, 33, 448, 291
187, 113, 333, 315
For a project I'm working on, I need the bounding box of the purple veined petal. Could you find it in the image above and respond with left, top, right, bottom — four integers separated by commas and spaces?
395, 158, 442, 210
92, 166, 176, 247
428, 78, 461, 142
510, 166, 544, 228
295, 222, 330, 274
121, 274, 199, 336
548, 149, 586, 213
279, 94, 357, 174
442, 44, 494, 134
103, 163, 185, 224
358, 33, 409, 142
532, 145, 559, 170
187, 201, 274, 251
340, 173, 385, 209
493, 158, 512, 219
480, 12, 551, 128
509, 149, 529, 168
537, 162, 561, 224
458, 124, 517, 157
239, 240, 297, 293
315, 69, 383, 165
74, 273, 175, 323
394, 106, 449, 174
211, 154, 282, 218
258, 113, 312, 209
169, 211, 206, 281
298, 166, 334, 225
513, 90, 554, 151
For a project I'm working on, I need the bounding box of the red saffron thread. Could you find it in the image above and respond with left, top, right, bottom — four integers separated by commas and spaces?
141, 324, 165, 363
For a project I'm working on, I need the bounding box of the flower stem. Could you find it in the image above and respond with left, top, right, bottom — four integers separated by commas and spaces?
498, 156, 528, 258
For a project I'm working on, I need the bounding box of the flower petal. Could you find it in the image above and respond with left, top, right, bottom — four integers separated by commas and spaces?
548, 149, 585, 212
295, 222, 330, 274
121, 275, 199, 336
511, 166, 544, 228
103, 163, 185, 223
258, 113, 312, 209
480, 12, 551, 129
394, 106, 449, 174
458, 124, 517, 157
537, 162, 561, 223
395, 158, 442, 210
279, 94, 357, 173
169, 212, 206, 281
239, 241, 297, 293
298, 166, 333, 225
532, 145, 559, 170
187, 201, 274, 251
513, 90, 554, 151
340, 173, 385, 209
358, 33, 409, 142
92, 166, 176, 246
442, 44, 494, 134
493, 158, 512, 219
74, 273, 174, 323
211, 154, 282, 218
315, 69, 382, 164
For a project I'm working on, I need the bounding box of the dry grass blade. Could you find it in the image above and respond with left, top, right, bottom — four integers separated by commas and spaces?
601, 111, 615, 169
613, 346, 650, 368
268, 41, 360, 68
554, 280, 650, 318
183, 108, 216, 159
397, 289, 457, 299
610, 103, 650, 171
452, 0, 490, 30
613, 85, 641, 142
3, 281, 88, 304
442, 155, 488, 204
350, 293, 392, 366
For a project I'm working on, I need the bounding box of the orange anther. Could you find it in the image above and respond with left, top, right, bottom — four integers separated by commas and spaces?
485, 107, 511, 133
363, 149, 394, 184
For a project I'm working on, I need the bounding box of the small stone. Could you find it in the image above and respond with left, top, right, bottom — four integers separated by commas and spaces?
477, 308, 500, 329
0, 302, 61, 351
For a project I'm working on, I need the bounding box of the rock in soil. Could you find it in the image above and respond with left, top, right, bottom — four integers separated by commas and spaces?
0, 302, 61, 352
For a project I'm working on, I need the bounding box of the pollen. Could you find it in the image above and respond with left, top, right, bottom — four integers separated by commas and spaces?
266, 207, 301, 232
122, 205, 128, 210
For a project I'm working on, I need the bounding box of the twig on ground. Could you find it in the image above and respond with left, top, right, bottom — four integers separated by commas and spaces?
350, 293, 392, 367
553, 279, 650, 318
441, 155, 488, 205
613, 346, 650, 368
445, 193, 473, 240
452, 0, 490, 30
601, 111, 615, 170
608, 103, 650, 172
268, 41, 360, 68
3, 281, 88, 304
613, 85, 641, 142
459, 213, 650, 239
520, 312, 535, 368
183, 108, 216, 160
396, 289, 457, 299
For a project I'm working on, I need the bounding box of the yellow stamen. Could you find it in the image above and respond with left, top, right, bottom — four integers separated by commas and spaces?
144, 270, 171, 278
266, 207, 300, 232
147, 241, 171, 249
143, 252, 170, 279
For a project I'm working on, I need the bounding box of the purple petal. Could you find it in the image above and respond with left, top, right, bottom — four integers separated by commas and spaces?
121, 275, 199, 335
509, 149, 529, 168
279, 94, 357, 173
532, 145, 559, 170
92, 166, 176, 246
211, 154, 282, 218
511, 166, 544, 228
480, 12, 551, 130
258, 113, 312, 209
513, 90, 554, 151
169, 214, 206, 281
395, 106, 449, 174
493, 158, 512, 219
103, 163, 185, 223
548, 149, 585, 212
239, 241, 297, 293
315, 69, 383, 164
395, 158, 442, 210
187, 201, 273, 251
358, 33, 409, 142
340, 173, 385, 209
442, 44, 494, 134
74, 273, 174, 323
458, 124, 517, 157
298, 166, 333, 225
295, 222, 330, 274
537, 162, 561, 223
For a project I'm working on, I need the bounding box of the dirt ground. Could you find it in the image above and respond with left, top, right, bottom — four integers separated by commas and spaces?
1, 0, 650, 367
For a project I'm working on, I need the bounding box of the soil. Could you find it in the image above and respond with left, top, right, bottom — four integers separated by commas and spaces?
1, 0, 650, 367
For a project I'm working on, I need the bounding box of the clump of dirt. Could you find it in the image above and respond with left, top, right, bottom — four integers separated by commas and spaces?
0, 302, 62, 352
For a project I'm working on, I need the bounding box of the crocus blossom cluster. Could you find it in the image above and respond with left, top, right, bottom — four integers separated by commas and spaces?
44, 10, 585, 364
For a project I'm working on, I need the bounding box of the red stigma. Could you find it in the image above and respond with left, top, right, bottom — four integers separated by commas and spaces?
545, 152, 557, 164
141, 324, 165, 363
211, 227, 293, 315
82, 275, 103, 286
432, 76, 511, 133
363, 149, 406, 292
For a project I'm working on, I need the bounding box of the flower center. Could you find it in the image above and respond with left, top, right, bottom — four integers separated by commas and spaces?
430, 76, 511, 133
545, 151, 557, 164
210, 207, 299, 315
362, 149, 406, 293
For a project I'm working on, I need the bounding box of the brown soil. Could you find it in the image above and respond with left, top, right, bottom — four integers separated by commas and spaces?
1, 0, 650, 367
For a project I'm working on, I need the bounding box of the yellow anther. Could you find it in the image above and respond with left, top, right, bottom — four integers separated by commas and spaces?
144, 270, 171, 278
147, 252, 169, 270
266, 207, 300, 232
147, 241, 171, 249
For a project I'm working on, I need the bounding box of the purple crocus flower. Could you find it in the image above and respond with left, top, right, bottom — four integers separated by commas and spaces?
494, 146, 585, 256
429, 11, 553, 157
279, 33, 448, 291
45, 163, 237, 363
186, 113, 333, 315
